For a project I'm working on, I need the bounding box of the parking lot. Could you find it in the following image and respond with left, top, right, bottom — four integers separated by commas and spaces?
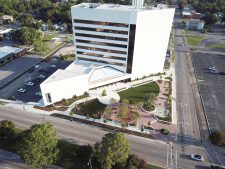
0, 54, 42, 86
192, 52, 225, 132
0, 57, 73, 103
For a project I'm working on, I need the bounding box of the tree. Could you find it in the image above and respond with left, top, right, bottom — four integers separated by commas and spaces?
143, 93, 157, 111
18, 26, 42, 45
178, 0, 187, 10
47, 19, 54, 30
102, 89, 107, 96
17, 122, 59, 169
125, 154, 148, 169
77, 145, 93, 164
209, 131, 225, 146
117, 105, 129, 119
33, 38, 48, 54
0, 120, 16, 139
202, 13, 218, 25
94, 132, 130, 169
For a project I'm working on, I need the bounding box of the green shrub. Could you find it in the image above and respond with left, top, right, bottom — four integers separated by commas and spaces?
121, 98, 129, 104
209, 131, 225, 146
102, 89, 107, 96
160, 128, 169, 135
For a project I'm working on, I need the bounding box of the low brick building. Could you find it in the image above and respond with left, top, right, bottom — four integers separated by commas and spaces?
0, 46, 26, 65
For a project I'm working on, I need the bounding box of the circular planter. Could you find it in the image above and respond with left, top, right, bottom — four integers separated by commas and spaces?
97, 90, 120, 105
141, 103, 156, 113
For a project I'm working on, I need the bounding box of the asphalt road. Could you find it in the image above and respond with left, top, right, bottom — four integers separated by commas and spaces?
174, 9, 201, 143
0, 106, 168, 168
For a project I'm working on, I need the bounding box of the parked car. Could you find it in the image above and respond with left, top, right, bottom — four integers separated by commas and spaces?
25, 81, 34, 86
38, 75, 45, 79
191, 154, 204, 161
49, 64, 57, 68
33, 78, 41, 82
28, 68, 35, 73
34, 64, 41, 68
35, 92, 42, 96
17, 88, 26, 93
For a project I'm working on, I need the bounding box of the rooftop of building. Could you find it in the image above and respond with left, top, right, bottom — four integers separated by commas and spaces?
72, 3, 168, 11
0, 46, 22, 59
42, 60, 128, 85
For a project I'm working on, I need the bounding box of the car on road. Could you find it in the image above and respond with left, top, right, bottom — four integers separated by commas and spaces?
191, 154, 204, 161
17, 88, 26, 93
209, 67, 216, 71
49, 64, 57, 68
35, 92, 42, 96
25, 81, 34, 86
38, 75, 45, 79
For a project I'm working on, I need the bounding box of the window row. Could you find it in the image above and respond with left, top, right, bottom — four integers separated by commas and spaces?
76, 39, 127, 48
74, 26, 128, 35
77, 51, 127, 61
76, 45, 127, 55
74, 19, 128, 28
75, 33, 128, 42
77, 57, 126, 67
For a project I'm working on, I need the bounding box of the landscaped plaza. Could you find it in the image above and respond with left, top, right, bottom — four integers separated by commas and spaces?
69, 79, 176, 140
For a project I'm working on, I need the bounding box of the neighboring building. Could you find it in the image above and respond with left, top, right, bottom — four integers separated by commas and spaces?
0, 28, 13, 40
0, 15, 14, 23
182, 5, 193, 18
186, 20, 204, 30
40, 1, 175, 106
0, 46, 25, 65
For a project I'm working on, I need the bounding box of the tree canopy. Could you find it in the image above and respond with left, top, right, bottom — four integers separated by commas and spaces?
188, 0, 225, 14
0, 120, 16, 140
202, 13, 218, 25
17, 122, 59, 169
94, 132, 130, 169
17, 26, 42, 45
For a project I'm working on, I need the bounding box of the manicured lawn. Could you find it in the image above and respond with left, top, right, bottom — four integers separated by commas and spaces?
207, 43, 225, 49
75, 99, 107, 119
42, 34, 56, 42
186, 35, 205, 46
119, 82, 160, 104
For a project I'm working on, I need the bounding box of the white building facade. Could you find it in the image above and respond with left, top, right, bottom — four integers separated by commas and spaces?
40, 3, 174, 106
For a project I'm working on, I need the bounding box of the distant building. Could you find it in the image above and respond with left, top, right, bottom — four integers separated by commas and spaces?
0, 28, 13, 40
0, 46, 26, 65
186, 20, 204, 30
0, 15, 14, 22
40, 1, 175, 106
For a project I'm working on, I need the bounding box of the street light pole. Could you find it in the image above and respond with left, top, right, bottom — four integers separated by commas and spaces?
88, 158, 93, 169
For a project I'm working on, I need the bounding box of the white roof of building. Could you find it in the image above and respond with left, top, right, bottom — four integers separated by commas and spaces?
42, 69, 79, 84
72, 3, 168, 11
0, 28, 13, 34
88, 66, 125, 84
42, 61, 127, 85
0, 46, 22, 59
